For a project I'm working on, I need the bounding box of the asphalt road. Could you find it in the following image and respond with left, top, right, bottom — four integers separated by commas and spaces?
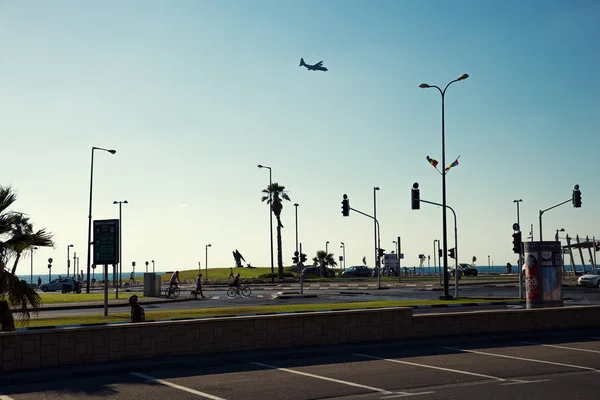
2, 330, 600, 399
34, 284, 600, 319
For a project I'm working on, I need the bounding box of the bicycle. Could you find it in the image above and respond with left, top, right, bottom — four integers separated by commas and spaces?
165, 285, 181, 298
227, 285, 251, 298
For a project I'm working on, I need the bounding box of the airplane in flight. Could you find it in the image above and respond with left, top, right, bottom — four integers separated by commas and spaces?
299, 58, 328, 72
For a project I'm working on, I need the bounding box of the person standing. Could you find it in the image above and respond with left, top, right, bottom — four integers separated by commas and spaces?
228, 268, 234, 280
195, 273, 205, 298
37, 277, 42, 288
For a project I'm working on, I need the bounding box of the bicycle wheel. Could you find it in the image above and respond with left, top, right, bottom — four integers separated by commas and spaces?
241, 286, 251, 298
173, 287, 181, 297
227, 287, 237, 298
165, 288, 172, 297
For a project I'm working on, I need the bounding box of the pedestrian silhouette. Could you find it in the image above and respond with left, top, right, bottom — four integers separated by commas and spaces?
228, 268, 234, 280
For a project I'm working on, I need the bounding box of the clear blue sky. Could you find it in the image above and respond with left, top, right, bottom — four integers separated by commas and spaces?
2, 0, 599, 277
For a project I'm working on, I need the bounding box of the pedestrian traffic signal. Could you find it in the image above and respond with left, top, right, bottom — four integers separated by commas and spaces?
292, 251, 299, 264
342, 194, 350, 216
438, 249, 443, 258
573, 184, 582, 208
411, 183, 420, 210
512, 232, 522, 254
448, 248, 455, 259
378, 248, 385, 258
300, 253, 307, 263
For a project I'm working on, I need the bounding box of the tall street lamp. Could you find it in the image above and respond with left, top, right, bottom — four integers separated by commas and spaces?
152, 260, 155, 273
258, 164, 274, 283
326, 241, 329, 255
113, 200, 128, 287
205, 244, 212, 280
294, 203, 299, 258
67, 244, 74, 277
86, 146, 116, 293
420, 73, 469, 299
30, 246, 38, 284
340, 242, 346, 270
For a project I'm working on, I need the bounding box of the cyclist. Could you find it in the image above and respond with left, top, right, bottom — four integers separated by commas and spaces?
170, 271, 180, 292
231, 273, 241, 294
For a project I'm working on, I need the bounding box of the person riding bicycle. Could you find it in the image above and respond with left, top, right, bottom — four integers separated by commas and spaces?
231, 273, 241, 294
170, 271, 180, 291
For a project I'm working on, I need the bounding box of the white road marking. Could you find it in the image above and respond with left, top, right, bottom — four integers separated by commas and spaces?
257, 295, 263, 298
380, 393, 435, 399
0, 393, 15, 400
442, 347, 600, 373
131, 372, 227, 400
500, 379, 550, 386
406, 284, 417, 287
212, 296, 220, 299
589, 336, 600, 340
354, 353, 506, 381
521, 341, 600, 354
250, 361, 395, 394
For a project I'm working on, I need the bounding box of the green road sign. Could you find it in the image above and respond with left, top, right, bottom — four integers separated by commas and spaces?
93, 219, 119, 265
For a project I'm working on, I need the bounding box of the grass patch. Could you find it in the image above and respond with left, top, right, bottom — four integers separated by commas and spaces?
20, 298, 516, 328
158, 267, 297, 282
39, 293, 144, 304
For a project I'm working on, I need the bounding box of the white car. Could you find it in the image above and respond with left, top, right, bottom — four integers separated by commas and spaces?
39, 278, 77, 292
577, 269, 600, 288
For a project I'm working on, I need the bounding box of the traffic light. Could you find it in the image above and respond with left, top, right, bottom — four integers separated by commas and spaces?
411, 183, 420, 210
341, 194, 350, 216
378, 248, 385, 258
292, 251, 299, 264
438, 249, 442, 258
573, 184, 582, 208
512, 232, 522, 254
448, 248, 455, 259
300, 253, 307, 263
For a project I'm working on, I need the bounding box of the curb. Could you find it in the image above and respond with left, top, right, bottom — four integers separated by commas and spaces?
39, 297, 191, 312
412, 300, 526, 309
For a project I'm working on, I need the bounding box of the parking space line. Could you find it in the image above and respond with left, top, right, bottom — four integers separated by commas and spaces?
354, 353, 506, 381
0, 393, 15, 400
250, 361, 396, 395
500, 379, 550, 386
130, 372, 227, 400
442, 347, 600, 373
520, 341, 600, 354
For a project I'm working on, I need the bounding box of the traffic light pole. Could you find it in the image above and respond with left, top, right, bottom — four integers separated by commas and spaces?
299, 243, 304, 294
418, 198, 459, 299
349, 206, 382, 289
538, 198, 573, 241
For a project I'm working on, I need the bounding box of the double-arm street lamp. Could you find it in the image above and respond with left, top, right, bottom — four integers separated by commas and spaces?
419, 73, 469, 299
86, 146, 116, 293
258, 164, 274, 283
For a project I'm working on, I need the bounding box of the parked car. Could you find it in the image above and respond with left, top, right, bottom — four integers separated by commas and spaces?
449, 264, 479, 277
577, 269, 600, 288
341, 266, 373, 278
39, 278, 78, 292
301, 266, 336, 278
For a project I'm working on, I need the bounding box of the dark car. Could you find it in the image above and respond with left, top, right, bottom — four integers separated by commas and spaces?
341, 266, 372, 278
450, 264, 478, 277
301, 266, 336, 278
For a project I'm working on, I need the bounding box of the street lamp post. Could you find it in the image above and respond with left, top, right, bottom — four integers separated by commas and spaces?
294, 203, 299, 264
432, 240, 439, 275
325, 241, 329, 255
205, 244, 211, 280
340, 242, 346, 270
113, 200, 128, 287
488, 255, 491, 274
514, 199, 523, 298
555, 228, 565, 242
258, 165, 274, 283
30, 246, 38, 284
86, 146, 116, 293
67, 244, 74, 277
152, 260, 155, 273
374, 186, 380, 282
420, 73, 468, 300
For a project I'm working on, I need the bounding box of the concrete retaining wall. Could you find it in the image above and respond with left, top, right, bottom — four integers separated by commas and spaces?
2, 305, 599, 372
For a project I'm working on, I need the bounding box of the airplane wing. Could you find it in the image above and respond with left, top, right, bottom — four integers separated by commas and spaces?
315, 61, 323, 66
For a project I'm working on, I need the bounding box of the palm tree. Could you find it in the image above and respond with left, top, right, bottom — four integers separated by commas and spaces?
312, 250, 337, 277
261, 183, 290, 280
0, 185, 54, 331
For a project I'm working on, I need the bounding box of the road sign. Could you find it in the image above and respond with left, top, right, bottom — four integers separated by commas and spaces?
513, 223, 520, 231
93, 219, 119, 265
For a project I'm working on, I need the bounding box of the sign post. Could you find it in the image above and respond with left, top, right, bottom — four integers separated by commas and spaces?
93, 219, 119, 316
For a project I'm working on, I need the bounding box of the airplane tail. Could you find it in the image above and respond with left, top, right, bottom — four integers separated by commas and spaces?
299, 58, 305, 67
